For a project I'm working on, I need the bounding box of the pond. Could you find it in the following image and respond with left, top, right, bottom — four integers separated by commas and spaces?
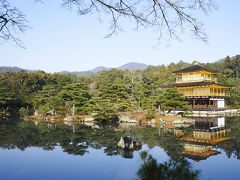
0, 116, 240, 180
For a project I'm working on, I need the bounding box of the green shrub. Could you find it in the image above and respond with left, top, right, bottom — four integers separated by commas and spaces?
38, 104, 49, 115
19, 107, 28, 116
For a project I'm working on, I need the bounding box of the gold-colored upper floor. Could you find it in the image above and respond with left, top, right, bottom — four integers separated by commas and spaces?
184, 143, 213, 153
176, 72, 217, 84
178, 86, 227, 97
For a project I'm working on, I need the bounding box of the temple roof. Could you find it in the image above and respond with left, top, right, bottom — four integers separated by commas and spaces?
173, 65, 219, 74
163, 81, 233, 88
182, 150, 220, 161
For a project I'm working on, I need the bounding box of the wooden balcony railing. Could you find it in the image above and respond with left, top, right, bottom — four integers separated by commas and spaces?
181, 92, 226, 97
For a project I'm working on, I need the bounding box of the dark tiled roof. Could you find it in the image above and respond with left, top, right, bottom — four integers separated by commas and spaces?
182, 151, 220, 161
173, 65, 219, 74
162, 81, 233, 88
182, 154, 207, 161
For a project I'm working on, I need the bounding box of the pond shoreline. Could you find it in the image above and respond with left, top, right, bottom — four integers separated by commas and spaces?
22, 112, 198, 129
169, 109, 240, 117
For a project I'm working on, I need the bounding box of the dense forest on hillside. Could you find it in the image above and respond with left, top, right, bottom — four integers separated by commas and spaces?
1, 55, 240, 120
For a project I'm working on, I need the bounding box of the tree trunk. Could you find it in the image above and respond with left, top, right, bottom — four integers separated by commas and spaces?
138, 95, 141, 107
72, 104, 75, 116
237, 68, 239, 79
158, 128, 161, 137
4, 107, 6, 116
158, 104, 161, 113
72, 124, 75, 134
5, 107, 9, 117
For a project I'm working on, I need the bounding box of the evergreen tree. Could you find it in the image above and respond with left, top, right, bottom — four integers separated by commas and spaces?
226, 87, 240, 108
60, 82, 91, 115
94, 69, 131, 112
90, 96, 117, 122
233, 55, 240, 79
158, 88, 188, 113
0, 76, 17, 112
141, 96, 157, 119
33, 84, 63, 114
223, 56, 234, 78
23, 71, 46, 94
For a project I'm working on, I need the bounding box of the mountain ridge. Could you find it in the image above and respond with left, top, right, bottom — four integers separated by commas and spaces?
0, 57, 231, 74
62, 62, 148, 75
0, 62, 148, 75
0, 66, 35, 73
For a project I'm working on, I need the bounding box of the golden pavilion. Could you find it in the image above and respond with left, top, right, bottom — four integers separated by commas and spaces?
169, 63, 232, 110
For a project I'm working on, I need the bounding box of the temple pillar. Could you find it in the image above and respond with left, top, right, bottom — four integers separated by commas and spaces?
193, 99, 195, 109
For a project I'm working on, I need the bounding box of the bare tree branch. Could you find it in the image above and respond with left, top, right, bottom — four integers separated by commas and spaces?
0, 0, 28, 47
62, 0, 216, 42
0, 0, 216, 47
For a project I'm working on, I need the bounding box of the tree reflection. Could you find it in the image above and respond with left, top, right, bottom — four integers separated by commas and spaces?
0, 118, 129, 157
137, 151, 199, 180
1, 116, 240, 161
218, 116, 240, 159
0, 118, 184, 159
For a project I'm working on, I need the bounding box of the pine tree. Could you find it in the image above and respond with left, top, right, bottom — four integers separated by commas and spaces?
0, 76, 16, 113
90, 96, 117, 122
158, 88, 188, 113
33, 84, 60, 114
94, 69, 131, 112
142, 96, 157, 119
60, 82, 91, 115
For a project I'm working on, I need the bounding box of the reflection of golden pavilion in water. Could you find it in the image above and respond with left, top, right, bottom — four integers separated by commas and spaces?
174, 128, 184, 138
179, 116, 231, 145
182, 143, 220, 161
175, 117, 231, 161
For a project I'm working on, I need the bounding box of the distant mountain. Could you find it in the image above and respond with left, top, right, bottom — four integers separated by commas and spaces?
0, 66, 24, 72
118, 62, 148, 71
215, 58, 225, 64
0, 66, 35, 73
59, 62, 148, 75
89, 66, 111, 73
0, 62, 147, 75
81, 62, 148, 75
59, 70, 93, 76
60, 66, 111, 76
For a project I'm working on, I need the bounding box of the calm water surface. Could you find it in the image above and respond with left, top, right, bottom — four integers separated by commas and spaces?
0, 116, 240, 180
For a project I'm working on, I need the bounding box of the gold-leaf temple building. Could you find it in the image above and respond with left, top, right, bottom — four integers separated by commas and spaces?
168, 62, 233, 111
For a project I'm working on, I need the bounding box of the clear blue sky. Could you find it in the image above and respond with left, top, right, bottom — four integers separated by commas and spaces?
1, 0, 240, 73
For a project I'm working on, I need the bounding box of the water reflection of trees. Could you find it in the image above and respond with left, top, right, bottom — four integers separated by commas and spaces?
218, 116, 240, 159
0, 118, 122, 156
0, 118, 183, 159
137, 151, 199, 180
1, 117, 240, 160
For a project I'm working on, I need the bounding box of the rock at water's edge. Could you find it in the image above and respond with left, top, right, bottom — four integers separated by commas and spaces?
64, 116, 74, 121
117, 136, 142, 150
84, 117, 95, 121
